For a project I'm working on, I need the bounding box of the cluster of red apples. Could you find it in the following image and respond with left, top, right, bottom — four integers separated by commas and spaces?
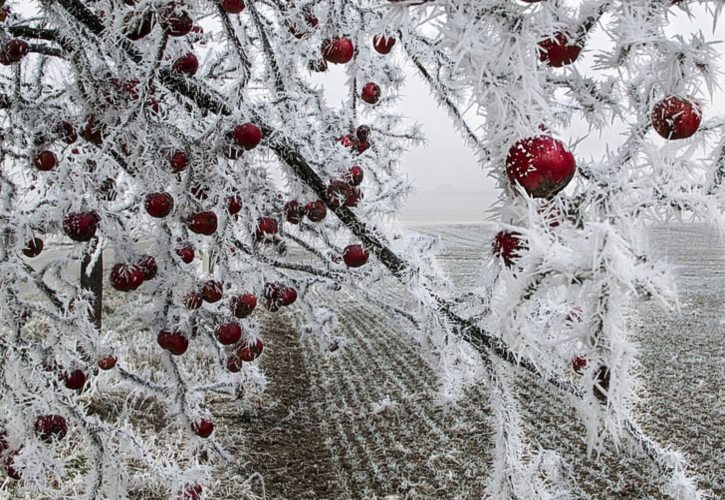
491, 0, 703, 376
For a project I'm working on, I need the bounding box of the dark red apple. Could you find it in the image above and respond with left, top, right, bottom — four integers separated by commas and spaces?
361, 82, 381, 104
571, 356, 588, 374
22, 238, 43, 258
373, 34, 396, 54
35, 415, 67, 443
651, 96, 701, 140
124, 11, 155, 40
182, 483, 203, 500
0, 39, 29, 64
226, 355, 242, 373
168, 150, 189, 172
232, 123, 262, 150
215, 322, 242, 345
201, 280, 223, 303
255, 217, 278, 240
284, 200, 306, 224
345, 166, 364, 186
186, 211, 217, 235
160, 4, 193, 37
220, 0, 245, 14
492, 230, 523, 268
56, 121, 78, 144
322, 37, 354, 64
229, 293, 257, 318
538, 32, 581, 67
33, 150, 57, 171
110, 263, 145, 291
157, 330, 189, 355
278, 287, 297, 306
145, 192, 175, 219
326, 180, 354, 208
191, 419, 214, 438
172, 52, 198, 76
227, 195, 242, 215
82, 114, 106, 145
62, 369, 86, 391
343, 244, 369, 268
137, 255, 158, 280
184, 291, 203, 310
305, 200, 327, 222
505, 135, 576, 198
97, 355, 117, 370
63, 211, 99, 242
356, 127, 370, 143
176, 246, 195, 263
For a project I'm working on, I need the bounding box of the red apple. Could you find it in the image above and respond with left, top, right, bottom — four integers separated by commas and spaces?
168, 150, 189, 172
82, 114, 106, 145
343, 244, 369, 268
191, 419, 214, 438
182, 484, 203, 500
255, 217, 278, 240
345, 166, 364, 186
5, 449, 22, 480
226, 355, 242, 372
63, 212, 99, 242
305, 200, 327, 222
361, 82, 381, 104
201, 280, 223, 303
35, 415, 67, 443
278, 287, 297, 306
186, 211, 217, 235
227, 195, 242, 215
492, 230, 523, 268
229, 293, 257, 318
144, 192, 174, 218
651, 96, 701, 140
62, 369, 86, 391
184, 291, 203, 310
571, 356, 588, 374
373, 34, 396, 54
232, 123, 262, 150
110, 263, 145, 291
172, 52, 198, 76
124, 11, 155, 40
505, 135, 576, 198
287, 11, 319, 39
538, 32, 581, 67
56, 121, 78, 144
33, 150, 57, 171
220, 0, 245, 14
356, 125, 370, 142
0, 39, 29, 64
326, 180, 354, 208
157, 330, 189, 355
97, 355, 117, 370
22, 238, 43, 258
284, 200, 306, 224
322, 37, 354, 64
137, 255, 158, 280
215, 322, 242, 345
160, 4, 193, 37
176, 246, 195, 263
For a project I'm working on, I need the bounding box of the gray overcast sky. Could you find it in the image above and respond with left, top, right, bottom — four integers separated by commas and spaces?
9, 2, 723, 223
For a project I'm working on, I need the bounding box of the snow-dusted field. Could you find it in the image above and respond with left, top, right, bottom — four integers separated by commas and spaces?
3, 224, 722, 498
234, 223, 724, 499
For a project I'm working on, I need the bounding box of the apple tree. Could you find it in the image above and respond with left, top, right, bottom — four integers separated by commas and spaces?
0, 0, 722, 498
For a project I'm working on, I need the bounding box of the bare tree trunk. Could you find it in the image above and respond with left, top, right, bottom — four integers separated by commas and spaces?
81, 243, 103, 332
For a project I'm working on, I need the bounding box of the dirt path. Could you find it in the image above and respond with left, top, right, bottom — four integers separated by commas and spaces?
240, 316, 343, 499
